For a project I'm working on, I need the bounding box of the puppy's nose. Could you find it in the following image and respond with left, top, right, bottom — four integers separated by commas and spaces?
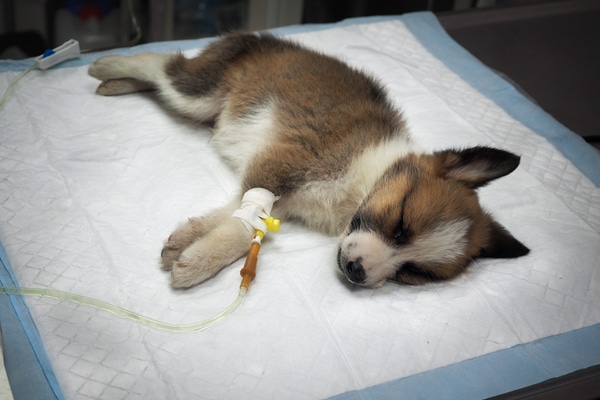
345, 259, 366, 284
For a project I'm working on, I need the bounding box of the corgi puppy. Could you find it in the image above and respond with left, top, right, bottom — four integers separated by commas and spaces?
88, 33, 529, 288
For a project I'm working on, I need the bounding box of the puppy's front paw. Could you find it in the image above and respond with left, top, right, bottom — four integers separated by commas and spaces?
169, 229, 251, 288
170, 259, 218, 288
160, 239, 186, 271
160, 217, 217, 271
161, 214, 252, 288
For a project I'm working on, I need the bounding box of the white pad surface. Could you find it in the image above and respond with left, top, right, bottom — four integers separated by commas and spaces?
0, 15, 599, 400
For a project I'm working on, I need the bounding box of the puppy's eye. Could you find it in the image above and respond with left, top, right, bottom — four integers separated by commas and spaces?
394, 196, 412, 245
350, 215, 361, 232
394, 226, 412, 245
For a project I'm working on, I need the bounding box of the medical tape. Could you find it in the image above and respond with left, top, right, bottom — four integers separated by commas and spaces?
232, 188, 279, 234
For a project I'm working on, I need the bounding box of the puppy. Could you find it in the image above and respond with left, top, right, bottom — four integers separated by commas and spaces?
88, 33, 529, 288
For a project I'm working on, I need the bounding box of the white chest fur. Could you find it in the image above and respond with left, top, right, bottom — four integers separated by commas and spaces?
210, 102, 276, 175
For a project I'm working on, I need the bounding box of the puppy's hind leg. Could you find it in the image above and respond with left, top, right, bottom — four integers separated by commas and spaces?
89, 51, 224, 121
89, 53, 172, 82
89, 53, 174, 96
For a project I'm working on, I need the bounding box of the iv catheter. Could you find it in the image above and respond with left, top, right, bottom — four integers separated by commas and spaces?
0, 216, 280, 333
240, 216, 280, 290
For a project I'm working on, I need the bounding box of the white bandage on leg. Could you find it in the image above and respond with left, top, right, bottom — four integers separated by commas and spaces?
232, 188, 279, 234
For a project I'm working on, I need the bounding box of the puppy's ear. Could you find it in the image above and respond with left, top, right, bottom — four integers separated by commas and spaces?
479, 217, 530, 259
435, 147, 521, 188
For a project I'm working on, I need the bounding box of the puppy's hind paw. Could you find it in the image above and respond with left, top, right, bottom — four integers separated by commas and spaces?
88, 55, 124, 80
96, 78, 153, 96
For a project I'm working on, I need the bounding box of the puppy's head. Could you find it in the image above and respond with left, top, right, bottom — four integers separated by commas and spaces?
337, 147, 529, 287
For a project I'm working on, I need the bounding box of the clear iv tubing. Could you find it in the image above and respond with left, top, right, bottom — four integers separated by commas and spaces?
0, 65, 35, 110
0, 284, 248, 333
0, 228, 273, 333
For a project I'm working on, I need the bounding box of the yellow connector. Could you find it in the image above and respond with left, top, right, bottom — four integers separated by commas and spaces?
255, 216, 280, 239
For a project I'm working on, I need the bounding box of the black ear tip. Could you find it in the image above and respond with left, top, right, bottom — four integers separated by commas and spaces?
436, 146, 524, 189
478, 218, 531, 259
508, 240, 530, 258
444, 146, 522, 183
505, 151, 521, 169
480, 146, 521, 169
487, 148, 522, 178
479, 237, 530, 259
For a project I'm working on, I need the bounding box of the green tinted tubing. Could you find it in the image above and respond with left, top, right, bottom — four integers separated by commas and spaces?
0, 65, 35, 110
0, 286, 247, 333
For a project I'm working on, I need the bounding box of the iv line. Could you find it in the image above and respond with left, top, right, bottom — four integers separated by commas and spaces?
0, 65, 35, 110
1, 196, 280, 333
0, 285, 247, 333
